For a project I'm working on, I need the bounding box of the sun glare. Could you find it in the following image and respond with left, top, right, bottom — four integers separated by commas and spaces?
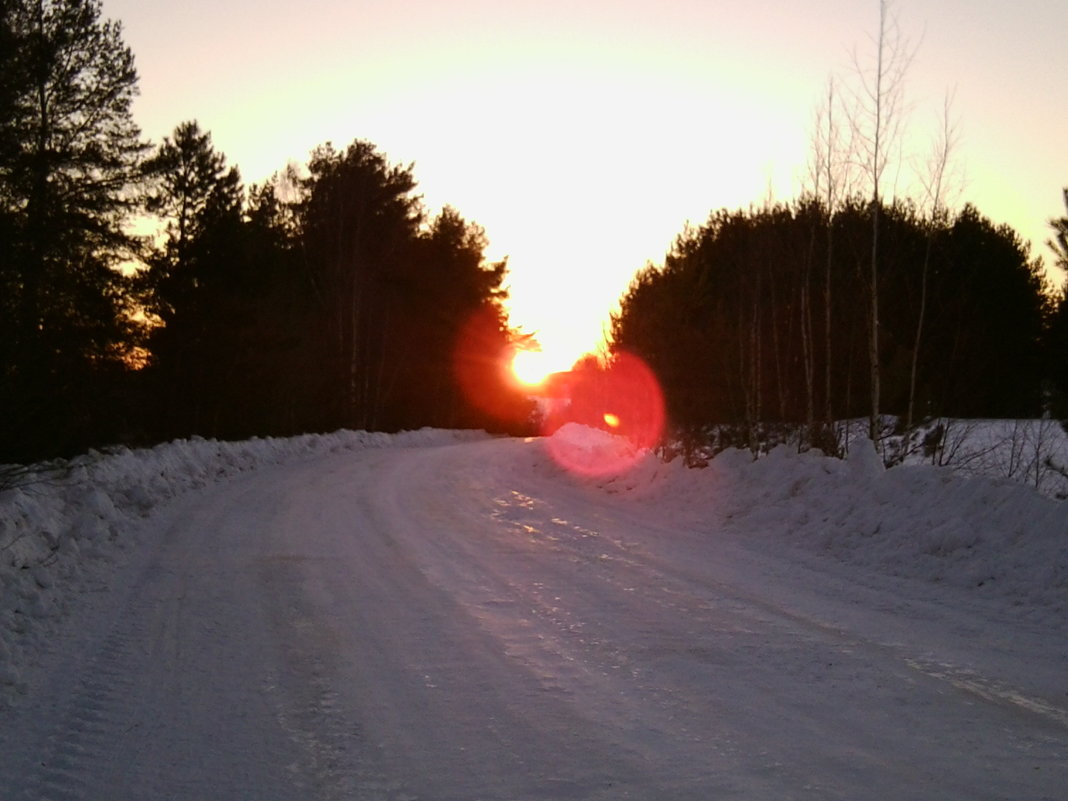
511, 349, 554, 386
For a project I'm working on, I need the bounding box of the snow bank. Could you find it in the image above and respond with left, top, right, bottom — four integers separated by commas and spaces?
870, 416, 1068, 500
543, 421, 648, 477
0, 428, 484, 695
610, 437, 1067, 623
538, 424, 1065, 624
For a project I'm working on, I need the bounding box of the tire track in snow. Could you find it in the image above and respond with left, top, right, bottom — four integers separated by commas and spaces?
257, 551, 417, 801
260, 663, 418, 801
4, 469, 354, 801
385, 439, 1068, 798
10, 605, 151, 801
591, 503, 1068, 736
904, 657, 1068, 729
505, 461, 1068, 738
261, 664, 367, 800
280, 449, 651, 800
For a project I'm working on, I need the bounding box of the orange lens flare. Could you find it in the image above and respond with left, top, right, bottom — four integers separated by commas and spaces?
452, 307, 534, 428
602, 412, 620, 428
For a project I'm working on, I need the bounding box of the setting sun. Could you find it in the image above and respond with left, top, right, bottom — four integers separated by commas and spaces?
511, 350, 554, 386
510, 345, 586, 388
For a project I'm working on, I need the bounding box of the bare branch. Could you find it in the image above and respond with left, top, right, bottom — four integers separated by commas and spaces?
917, 89, 965, 222
846, 0, 921, 203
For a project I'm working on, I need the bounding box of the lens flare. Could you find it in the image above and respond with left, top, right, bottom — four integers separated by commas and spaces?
540, 351, 665, 477
452, 307, 534, 428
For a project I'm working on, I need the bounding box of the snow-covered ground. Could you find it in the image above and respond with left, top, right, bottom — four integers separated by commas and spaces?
1, 422, 1066, 799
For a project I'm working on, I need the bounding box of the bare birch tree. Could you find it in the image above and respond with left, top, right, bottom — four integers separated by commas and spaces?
806, 76, 854, 450
906, 91, 961, 434
846, 0, 917, 443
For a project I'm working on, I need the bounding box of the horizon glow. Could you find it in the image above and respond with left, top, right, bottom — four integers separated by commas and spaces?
102, 0, 1068, 368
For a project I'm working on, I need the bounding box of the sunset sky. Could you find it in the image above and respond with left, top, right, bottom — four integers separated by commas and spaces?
101, 0, 1068, 369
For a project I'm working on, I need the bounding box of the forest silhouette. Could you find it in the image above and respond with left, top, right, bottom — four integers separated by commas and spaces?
612, 198, 1062, 459
2, 0, 1067, 464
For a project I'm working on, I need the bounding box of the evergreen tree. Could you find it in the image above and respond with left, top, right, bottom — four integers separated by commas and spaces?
297, 141, 423, 431
1045, 188, 1068, 419
144, 121, 243, 286
401, 207, 527, 431
611, 197, 1049, 450
295, 142, 530, 434
140, 121, 247, 438
1048, 188, 1068, 274
1049, 286, 1068, 421
230, 176, 321, 437
934, 206, 1046, 417
0, 0, 147, 461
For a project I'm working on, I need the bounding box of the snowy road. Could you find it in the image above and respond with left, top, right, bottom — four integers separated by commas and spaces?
2, 435, 1066, 800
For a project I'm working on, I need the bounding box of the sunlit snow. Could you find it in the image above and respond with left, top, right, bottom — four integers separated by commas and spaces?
1, 422, 1065, 799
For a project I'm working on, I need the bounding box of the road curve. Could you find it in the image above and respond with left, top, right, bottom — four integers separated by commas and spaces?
1, 437, 1065, 800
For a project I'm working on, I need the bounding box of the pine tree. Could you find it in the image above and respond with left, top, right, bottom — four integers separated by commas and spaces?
140, 121, 245, 438
1046, 188, 1068, 419
401, 207, 523, 431
0, 0, 147, 461
298, 141, 423, 431
295, 142, 530, 434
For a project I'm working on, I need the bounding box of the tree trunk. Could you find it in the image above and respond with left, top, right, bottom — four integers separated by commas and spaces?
868, 199, 881, 443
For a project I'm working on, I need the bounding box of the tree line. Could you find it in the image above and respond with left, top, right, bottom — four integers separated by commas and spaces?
610, 196, 1067, 456
1, 0, 531, 463
610, 0, 1068, 460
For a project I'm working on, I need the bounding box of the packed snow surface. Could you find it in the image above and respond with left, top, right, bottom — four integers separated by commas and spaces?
1, 423, 1066, 799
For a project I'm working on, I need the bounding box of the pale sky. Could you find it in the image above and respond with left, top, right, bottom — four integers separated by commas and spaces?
102, 0, 1068, 368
